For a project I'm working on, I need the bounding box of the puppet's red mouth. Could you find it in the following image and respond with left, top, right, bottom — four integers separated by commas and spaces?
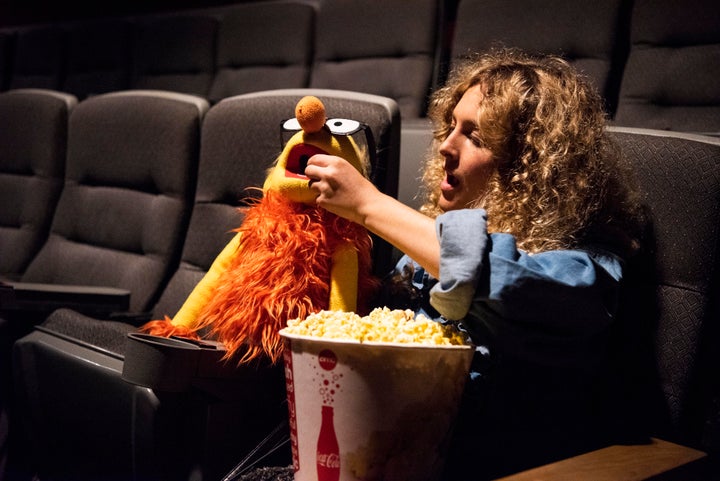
285, 144, 328, 179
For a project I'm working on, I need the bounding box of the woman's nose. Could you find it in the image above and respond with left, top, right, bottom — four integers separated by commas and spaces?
439, 132, 458, 161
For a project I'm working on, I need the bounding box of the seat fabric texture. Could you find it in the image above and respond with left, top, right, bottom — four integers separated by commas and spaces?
450, 0, 631, 117
207, 1, 315, 103
607, 128, 720, 455
62, 19, 133, 100
613, 0, 720, 135
131, 13, 218, 98
0, 89, 76, 281
309, 0, 442, 119
20, 90, 208, 314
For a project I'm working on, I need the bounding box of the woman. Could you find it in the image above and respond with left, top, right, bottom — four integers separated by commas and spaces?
305, 48, 645, 479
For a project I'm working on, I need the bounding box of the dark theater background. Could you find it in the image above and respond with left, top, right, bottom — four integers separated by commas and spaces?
0, 0, 236, 26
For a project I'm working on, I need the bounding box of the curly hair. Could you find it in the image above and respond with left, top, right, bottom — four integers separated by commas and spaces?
420, 48, 643, 256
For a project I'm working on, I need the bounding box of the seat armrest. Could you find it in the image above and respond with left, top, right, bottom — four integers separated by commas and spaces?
495, 438, 709, 481
0, 281, 130, 318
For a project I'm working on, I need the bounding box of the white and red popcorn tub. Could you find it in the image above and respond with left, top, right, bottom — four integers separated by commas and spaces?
280, 330, 474, 481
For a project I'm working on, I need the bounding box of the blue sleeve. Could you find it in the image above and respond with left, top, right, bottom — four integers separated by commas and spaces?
429, 209, 488, 320
429, 209, 624, 334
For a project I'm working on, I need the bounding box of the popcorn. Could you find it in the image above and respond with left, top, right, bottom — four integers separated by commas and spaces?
281, 307, 474, 481
283, 307, 470, 346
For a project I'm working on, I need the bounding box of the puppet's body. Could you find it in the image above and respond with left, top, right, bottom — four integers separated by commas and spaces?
141, 96, 378, 363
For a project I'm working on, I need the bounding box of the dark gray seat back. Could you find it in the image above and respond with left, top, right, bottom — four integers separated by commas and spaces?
207, 1, 315, 103
309, 0, 443, 119
0, 29, 14, 91
8, 25, 65, 91
0, 89, 77, 280
608, 127, 720, 454
21, 90, 208, 313
450, 0, 631, 116
62, 19, 133, 100
130, 13, 218, 98
613, 0, 720, 135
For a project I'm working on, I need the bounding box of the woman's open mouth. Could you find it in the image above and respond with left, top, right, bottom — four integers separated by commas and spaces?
441, 172, 459, 191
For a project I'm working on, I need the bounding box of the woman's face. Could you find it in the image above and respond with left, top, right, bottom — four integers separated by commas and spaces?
437, 84, 496, 212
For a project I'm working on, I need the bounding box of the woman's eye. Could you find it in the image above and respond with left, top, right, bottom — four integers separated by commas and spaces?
470, 133, 484, 147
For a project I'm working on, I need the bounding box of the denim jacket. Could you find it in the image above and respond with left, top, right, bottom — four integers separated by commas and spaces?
394, 208, 628, 478
396, 208, 623, 366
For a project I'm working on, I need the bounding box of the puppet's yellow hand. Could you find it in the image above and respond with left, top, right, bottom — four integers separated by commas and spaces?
329, 242, 359, 312
171, 232, 242, 329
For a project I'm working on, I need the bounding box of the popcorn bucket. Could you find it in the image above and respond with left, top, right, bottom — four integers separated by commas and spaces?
280, 332, 474, 481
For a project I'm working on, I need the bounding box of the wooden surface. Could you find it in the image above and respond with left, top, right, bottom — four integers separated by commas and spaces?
495, 438, 707, 481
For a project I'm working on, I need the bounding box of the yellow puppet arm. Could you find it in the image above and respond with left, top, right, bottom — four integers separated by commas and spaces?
329, 242, 359, 312
171, 232, 242, 329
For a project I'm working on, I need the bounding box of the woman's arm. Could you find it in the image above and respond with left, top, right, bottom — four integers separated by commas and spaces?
306, 154, 441, 277
431, 209, 624, 332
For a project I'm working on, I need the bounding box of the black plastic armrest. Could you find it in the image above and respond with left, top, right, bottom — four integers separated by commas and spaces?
107, 311, 153, 326
0, 281, 130, 318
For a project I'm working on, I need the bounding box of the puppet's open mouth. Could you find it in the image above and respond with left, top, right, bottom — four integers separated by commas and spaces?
285, 144, 328, 179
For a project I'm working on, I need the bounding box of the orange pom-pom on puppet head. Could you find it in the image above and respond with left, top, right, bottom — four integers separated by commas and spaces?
140, 96, 379, 364
295, 95, 326, 133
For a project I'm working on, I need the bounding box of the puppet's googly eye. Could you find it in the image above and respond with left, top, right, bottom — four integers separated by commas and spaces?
326, 118, 362, 135
282, 118, 302, 131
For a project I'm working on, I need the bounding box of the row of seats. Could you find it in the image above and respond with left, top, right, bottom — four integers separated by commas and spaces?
0, 0, 718, 134
2, 87, 720, 481
0, 86, 400, 304
0, 87, 400, 480
0, 0, 439, 119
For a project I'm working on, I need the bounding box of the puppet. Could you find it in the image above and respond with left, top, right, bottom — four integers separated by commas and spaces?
140, 96, 379, 364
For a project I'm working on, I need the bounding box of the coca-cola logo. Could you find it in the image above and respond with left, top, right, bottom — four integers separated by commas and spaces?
318, 349, 337, 371
317, 452, 341, 469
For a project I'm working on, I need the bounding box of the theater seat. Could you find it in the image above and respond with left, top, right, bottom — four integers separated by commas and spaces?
613, 0, 720, 136
0, 88, 75, 481
62, 18, 133, 100
608, 128, 720, 453
309, 0, 444, 119
130, 13, 218, 98
11, 89, 400, 481
449, 0, 631, 116
8, 25, 65, 91
3, 89, 207, 481
207, 1, 315, 103
0, 29, 14, 91
17, 90, 207, 316
0, 89, 77, 281
500, 127, 720, 480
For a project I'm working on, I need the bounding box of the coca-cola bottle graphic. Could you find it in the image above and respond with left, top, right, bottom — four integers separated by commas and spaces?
316, 404, 341, 481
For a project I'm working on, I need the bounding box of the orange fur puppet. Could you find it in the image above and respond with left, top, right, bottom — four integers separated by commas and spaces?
140, 96, 379, 364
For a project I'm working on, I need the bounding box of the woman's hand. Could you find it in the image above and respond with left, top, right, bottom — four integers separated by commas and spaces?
305, 154, 380, 225
306, 154, 441, 278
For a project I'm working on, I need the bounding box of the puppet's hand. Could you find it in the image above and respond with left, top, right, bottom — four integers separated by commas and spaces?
139, 232, 242, 337
329, 242, 359, 312
140, 316, 201, 339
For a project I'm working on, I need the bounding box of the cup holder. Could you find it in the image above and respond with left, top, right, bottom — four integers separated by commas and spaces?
122, 332, 226, 392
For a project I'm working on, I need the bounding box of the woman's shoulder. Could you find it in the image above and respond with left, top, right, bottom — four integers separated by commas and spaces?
518, 243, 625, 283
